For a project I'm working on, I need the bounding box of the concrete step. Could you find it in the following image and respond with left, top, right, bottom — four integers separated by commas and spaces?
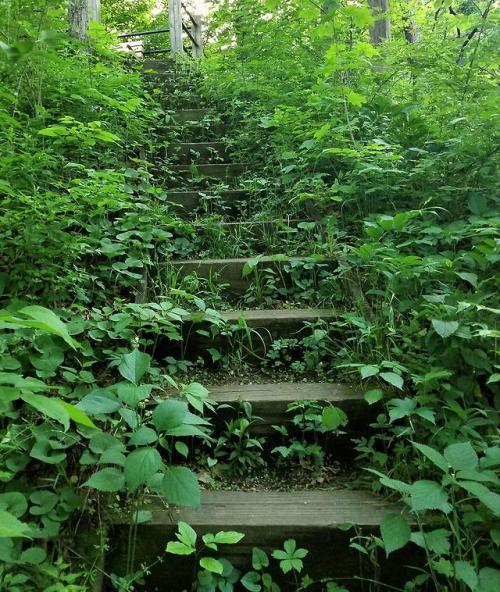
169, 162, 248, 181
106, 490, 407, 591
171, 108, 209, 123
166, 190, 250, 217
167, 141, 229, 163
170, 256, 334, 296
209, 381, 371, 434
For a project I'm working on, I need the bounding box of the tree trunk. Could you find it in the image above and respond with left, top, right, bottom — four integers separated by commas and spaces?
68, 0, 88, 40
367, 0, 391, 45
68, 0, 100, 40
403, 0, 420, 43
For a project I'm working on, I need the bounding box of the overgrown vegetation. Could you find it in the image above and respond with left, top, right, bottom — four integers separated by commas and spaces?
0, 0, 498, 591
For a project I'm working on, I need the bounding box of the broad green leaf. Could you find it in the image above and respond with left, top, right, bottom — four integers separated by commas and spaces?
83, 468, 124, 492
411, 529, 450, 556
360, 365, 379, 379
322, 406, 347, 431
153, 399, 188, 432
380, 372, 404, 390
128, 426, 158, 446
413, 442, 448, 473
478, 567, 500, 592
177, 521, 197, 547
444, 442, 478, 472
13, 306, 77, 349
118, 349, 150, 385
454, 561, 478, 590
199, 557, 224, 574
410, 480, 451, 514
56, 400, 98, 429
77, 388, 121, 415
432, 320, 459, 339
166, 541, 194, 555
161, 467, 200, 508
213, 531, 245, 545
0, 510, 31, 538
364, 389, 384, 405
252, 546, 269, 570
241, 571, 261, 592
458, 481, 500, 516
380, 513, 411, 556
19, 546, 46, 564
21, 392, 69, 430
124, 448, 163, 493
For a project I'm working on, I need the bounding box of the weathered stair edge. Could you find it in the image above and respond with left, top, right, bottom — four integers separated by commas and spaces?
104, 491, 410, 592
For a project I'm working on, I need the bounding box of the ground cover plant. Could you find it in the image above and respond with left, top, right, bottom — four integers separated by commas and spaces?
0, 0, 499, 591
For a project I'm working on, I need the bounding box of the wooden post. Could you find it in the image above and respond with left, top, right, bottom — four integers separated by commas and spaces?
169, 0, 183, 56
192, 15, 203, 58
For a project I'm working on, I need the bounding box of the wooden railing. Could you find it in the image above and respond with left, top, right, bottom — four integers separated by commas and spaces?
118, 0, 203, 58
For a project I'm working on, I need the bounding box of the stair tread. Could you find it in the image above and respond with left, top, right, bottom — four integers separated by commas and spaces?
209, 381, 363, 403
131, 490, 397, 527
173, 255, 326, 265
219, 308, 336, 321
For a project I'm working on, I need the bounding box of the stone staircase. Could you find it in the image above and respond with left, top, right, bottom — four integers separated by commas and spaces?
103, 60, 406, 591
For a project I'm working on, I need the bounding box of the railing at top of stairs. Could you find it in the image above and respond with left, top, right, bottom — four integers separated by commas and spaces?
117, 0, 203, 58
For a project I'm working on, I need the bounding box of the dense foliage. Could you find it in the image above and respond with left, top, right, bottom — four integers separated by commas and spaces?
0, 0, 498, 591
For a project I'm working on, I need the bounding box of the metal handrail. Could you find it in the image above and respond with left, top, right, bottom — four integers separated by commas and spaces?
118, 28, 169, 39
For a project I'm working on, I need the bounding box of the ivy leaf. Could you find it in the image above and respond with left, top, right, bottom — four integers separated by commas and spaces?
432, 320, 459, 339
0, 509, 32, 538
83, 468, 125, 492
380, 513, 411, 556
161, 467, 200, 508
118, 349, 150, 385
124, 448, 163, 493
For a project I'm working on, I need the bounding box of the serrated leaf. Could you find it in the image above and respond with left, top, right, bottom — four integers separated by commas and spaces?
124, 448, 163, 493
161, 467, 200, 508
444, 442, 478, 472
153, 399, 187, 432
454, 561, 478, 590
410, 480, 451, 514
413, 442, 448, 473
432, 320, 459, 339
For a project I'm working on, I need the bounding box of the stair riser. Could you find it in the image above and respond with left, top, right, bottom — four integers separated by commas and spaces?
104, 524, 415, 592
154, 312, 338, 363
169, 258, 335, 297
166, 190, 249, 217
167, 142, 229, 164
168, 163, 247, 181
